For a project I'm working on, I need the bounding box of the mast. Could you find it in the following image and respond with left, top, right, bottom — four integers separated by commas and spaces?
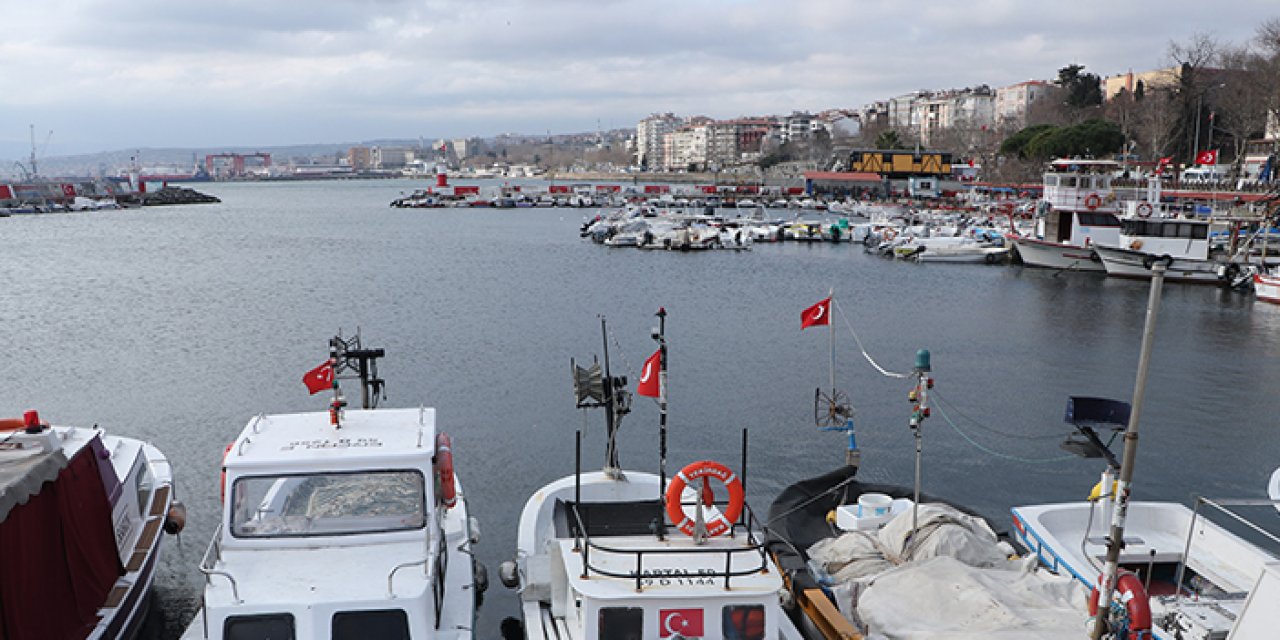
655, 308, 668, 504
1090, 261, 1167, 640
601, 316, 619, 471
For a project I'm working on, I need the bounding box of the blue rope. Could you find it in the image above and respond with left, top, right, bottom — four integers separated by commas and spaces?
933, 401, 1077, 464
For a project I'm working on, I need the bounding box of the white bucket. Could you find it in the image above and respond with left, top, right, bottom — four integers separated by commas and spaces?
858, 492, 893, 518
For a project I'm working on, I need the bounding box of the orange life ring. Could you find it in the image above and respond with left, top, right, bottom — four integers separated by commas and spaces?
1136, 203, 1153, 218
1089, 571, 1152, 639
220, 443, 233, 503
1130, 240, 1144, 250
1084, 193, 1102, 211
436, 433, 457, 508
665, 460, 745, 537
883, 228, 897, 242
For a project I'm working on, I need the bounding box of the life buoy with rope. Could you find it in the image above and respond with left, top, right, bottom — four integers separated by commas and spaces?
1136, 203, 1153, 218
882, 228, 897, 242
1088, 571, 1152, 640
665, 460, 745, 537
1084, 193, 1102, 211
436, 433, 457, 509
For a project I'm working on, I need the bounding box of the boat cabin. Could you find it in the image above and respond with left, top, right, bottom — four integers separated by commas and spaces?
1117, 217, 1213, 259
1042, 159, 1120, 213
516, 472, 797, 640
192, 407, 477, 640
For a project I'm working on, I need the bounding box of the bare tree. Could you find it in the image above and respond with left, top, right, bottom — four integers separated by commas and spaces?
1130, 85, 1182, 161
1213, 45, 1273, 174
1166, 32, 1222, 161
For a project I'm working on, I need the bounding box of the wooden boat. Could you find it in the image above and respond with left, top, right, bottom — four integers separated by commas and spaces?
1, 410, 182, 640
180, 334, 485, 639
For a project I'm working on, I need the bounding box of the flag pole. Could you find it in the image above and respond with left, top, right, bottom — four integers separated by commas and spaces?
327, 339, 345, 429
655, 307, 668, 541
827, 288, 836, 397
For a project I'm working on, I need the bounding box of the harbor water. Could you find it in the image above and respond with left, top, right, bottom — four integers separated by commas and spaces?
2, 179, 1278, 638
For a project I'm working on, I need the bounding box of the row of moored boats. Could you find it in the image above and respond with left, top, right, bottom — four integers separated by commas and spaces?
6, 303, 1278, 639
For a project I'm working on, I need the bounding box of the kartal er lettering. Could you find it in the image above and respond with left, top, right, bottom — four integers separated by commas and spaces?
282, 438, 382, 451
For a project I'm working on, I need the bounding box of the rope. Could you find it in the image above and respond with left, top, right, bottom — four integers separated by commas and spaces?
932, 391, 1065, 441
831, 297, 910, 379
933, 401, 1077, 464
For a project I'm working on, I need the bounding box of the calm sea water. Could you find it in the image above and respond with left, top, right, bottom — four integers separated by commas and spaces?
2, 179, 1278, 638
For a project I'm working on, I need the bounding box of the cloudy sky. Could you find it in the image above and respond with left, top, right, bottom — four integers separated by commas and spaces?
0, 0, 1272, 161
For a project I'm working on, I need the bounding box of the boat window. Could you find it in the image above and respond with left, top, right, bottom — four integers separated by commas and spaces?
135, 462, 154, 517
224, 613, 295, 640
723, 605, 766, 640
332, 609, 409, 640
1062, 176, 1077, 188
1079, 213, 1120, 227
230, 470, 425, 538
1163, 223, 1181, 238
1044, 175, 1059, 187
598, 607, 643, 640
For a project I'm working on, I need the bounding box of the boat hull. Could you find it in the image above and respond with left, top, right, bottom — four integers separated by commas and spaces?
1256, 272, 1280, 304
1094, 245, 1226, 284
1011, 235, 1105, 271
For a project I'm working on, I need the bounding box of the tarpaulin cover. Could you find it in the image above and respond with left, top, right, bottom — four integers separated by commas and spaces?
0, 447, 123, 640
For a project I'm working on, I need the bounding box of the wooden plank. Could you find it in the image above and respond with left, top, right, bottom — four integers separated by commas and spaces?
800, 588, 863, 640
149, 484, 171, 517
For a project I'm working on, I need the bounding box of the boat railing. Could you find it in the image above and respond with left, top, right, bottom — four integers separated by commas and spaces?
1173, 496, 1280, 599
568, 500, 771, 591
198, 524, 242, 604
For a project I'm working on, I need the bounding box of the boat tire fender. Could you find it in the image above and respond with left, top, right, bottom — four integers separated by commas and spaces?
1088, 571, 1152, 638
436, 433, 457, 509
666, 460, 745, 537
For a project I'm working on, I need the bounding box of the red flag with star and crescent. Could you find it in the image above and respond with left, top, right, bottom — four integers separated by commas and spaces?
1195, 149, 1218, 166
636, 349, 661, 398
303, 361, 334, 395
659, 608, 704, 638
800, 296, 831, 330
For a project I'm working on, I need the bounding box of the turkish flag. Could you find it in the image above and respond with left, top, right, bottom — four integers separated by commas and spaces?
1196, 150, 1218, 165
659, 608, 704, 638
302, 361, 333, 395
800, 296, 831, 330
636, 349, 661, 398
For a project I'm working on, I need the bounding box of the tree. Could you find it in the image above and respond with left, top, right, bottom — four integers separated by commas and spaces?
1000, 124, 1056, 158
1214, 44, 1273, 173
1130, 85, 1182, 160
1167, 32, 1221, 162
874, 129, 906, 150
1056, 64, 1103, 110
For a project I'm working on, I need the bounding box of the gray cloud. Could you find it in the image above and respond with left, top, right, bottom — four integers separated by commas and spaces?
0, 0, 1272, 159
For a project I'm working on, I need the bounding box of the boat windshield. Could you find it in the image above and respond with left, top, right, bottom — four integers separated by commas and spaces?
230, 470, 426, 538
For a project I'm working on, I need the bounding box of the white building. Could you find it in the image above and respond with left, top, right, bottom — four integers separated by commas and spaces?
668, 124, 710, 171
995, 80, 1053, 128
636, 113, 682, 169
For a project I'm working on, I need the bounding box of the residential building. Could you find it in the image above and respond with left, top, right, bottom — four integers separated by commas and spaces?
373, 147, 413, 169
668, 124, 709, 171
636, 113, 682, 169
995, 80, 1053, 127
347, 146, 372, 171
1103, 67, 1181, 101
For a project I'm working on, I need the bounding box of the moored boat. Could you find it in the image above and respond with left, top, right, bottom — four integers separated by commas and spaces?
1, 410, 183, 640
1009, 159, 1124, 272
1255, 271, 1280, 303
180, 334, 485, 640
499, 313, 804, 639
1092, 216, 1232, 284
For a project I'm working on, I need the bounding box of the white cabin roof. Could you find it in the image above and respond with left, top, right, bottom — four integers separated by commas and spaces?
223, 408, 437, 473
558, 535, 783, 601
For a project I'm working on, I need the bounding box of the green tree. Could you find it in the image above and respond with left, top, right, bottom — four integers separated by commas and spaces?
1056, 64, 1103, 109
999, 124, 1056, 159
874, 129, 906, 150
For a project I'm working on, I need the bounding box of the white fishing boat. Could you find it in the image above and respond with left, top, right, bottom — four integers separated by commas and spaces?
1009, 159, 1124, 272
1092, 216, 1233, 284
1011, 395, 1280, 640
1, 410, 183, 640
499, 314, 804, 640
181, 334, 485, 640
1255, 271, 1280, 303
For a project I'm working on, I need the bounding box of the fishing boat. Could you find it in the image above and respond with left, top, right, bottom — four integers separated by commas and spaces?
1091, 216, 1235, 284
1255, 271, 1280, 303
498, 312, 805, 640
1011, 398, 1280, 639
1009, 159, 1123, 272
1, 409, 184, 640
180, 334, 485, 640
